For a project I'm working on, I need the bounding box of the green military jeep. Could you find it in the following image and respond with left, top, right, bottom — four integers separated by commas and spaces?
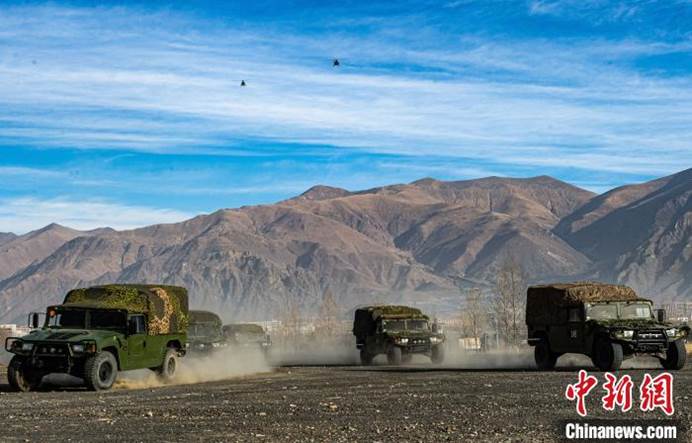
353, 305, 445, 365
5, 284, 188, 391
187, 310, 226, 354
526, 282, 689, 371
223, 323, 272, 353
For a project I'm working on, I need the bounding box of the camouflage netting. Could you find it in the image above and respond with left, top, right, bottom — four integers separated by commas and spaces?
352, 305, 428, 338
526, 282, 642, 325
223, 324, 265, 335
189, 310, 223, 327
63, 284, 189, 335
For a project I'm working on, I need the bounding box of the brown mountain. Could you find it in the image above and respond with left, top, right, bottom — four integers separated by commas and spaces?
0, 232, 16, 246
556, 168, 692, 300
0, 171, 688, 323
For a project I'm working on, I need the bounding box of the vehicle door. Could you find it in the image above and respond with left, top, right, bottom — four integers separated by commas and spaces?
565, 307, 585, 352
126, 314, 148, 369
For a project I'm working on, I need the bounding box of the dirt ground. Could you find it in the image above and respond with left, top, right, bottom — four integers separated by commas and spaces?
0, 360, 689, 442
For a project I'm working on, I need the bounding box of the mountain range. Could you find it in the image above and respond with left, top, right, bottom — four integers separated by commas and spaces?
0, 168, 689, 323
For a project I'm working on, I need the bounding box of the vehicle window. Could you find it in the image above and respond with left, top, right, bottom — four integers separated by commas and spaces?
48, 309, 86, 328
586, 304, 618, 321
91, 310, 126, 331
382, 320, 405, 332
129, 315, 146, 334
407, 320, 429, 331
621, 303, 653, 320
568, 308, 582, 322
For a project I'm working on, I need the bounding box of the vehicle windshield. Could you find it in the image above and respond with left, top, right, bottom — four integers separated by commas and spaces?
586, 302, 653, 321
381, 319, 429, 332
189, 323, 221, 339
46, 308, 126, 331
586, 304, 618, 321
621, 303, 653, 320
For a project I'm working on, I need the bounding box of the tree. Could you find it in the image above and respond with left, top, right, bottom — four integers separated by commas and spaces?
492, 256, 526, 347
317, 288, 339, 338
460, 287, 485, 350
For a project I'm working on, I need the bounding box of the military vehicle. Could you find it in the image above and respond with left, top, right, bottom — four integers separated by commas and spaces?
353, 305, 445, 365
4, 284, 188, 391
526, 282, 690, 371
223, 323, 271, 353
187, 310, 226, 354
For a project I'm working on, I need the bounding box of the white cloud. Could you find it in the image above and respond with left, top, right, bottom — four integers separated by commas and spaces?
0, 197, 194, 234
0, 5, 690, 177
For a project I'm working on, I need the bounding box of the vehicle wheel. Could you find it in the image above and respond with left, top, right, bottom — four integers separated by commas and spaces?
359, 348, 374, 366
592, 339, 623, 371
431, 345, 445, 364
661, 339, 687, 370
402, 353, 413, 364
7, 356, 42, 392
387, 346, 402, 365
84, 351, 118, 391
155, 348, 179, 382
534, 338, 558, 370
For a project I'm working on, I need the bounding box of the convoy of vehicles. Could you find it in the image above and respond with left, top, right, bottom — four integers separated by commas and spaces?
187, 310, 226, 354
352, 305, 445, 365
526, 282, 689, 371
4, 284, 189, 391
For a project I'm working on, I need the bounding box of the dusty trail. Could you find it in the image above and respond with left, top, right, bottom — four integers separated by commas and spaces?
0, 363, 689, 442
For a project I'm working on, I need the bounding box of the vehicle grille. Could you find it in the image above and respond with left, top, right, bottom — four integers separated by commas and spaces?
408, 338, 430, 352
35, 343, 69, 356
635, 329, 666, 346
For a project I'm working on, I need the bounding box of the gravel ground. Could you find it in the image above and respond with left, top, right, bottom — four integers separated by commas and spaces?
0, 363, 689, 442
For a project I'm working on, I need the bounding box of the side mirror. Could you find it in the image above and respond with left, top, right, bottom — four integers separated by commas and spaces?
655, 309, 666, 323
31, 313, 40, 329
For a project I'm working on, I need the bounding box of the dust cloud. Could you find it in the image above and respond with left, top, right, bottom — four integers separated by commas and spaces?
116, 347, 270, 390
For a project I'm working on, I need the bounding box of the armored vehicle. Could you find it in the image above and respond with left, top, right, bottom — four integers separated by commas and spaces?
223, 323, 271, 353
187, 310, 225, 353
526, 282, 689, 371
353, 305, 445, 365
5, 284, 188, 391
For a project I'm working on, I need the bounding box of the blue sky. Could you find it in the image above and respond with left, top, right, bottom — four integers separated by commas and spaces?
1, 0, 691, 233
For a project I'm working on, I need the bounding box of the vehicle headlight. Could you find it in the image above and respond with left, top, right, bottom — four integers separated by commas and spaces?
212, 342, 222, 348
430, 336, 443, 344
395, 338, 409, 344
622, 330, 634, 339
665, 328, 678, 338
21, 342, 34, 351
71, 343, 85, 353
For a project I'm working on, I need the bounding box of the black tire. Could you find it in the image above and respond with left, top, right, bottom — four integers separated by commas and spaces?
359, 348, 374, 366
7, 356, 42, 392
155, 348, 179, 381
84, 351, 118, 391
387, 346, 402, 365
534, 339, 558, 370
661, 339, 687, 371
592, 338, 623, 371
431, 345, 445, 364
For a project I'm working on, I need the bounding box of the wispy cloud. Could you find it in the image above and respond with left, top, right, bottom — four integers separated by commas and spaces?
0, 197, 193, 233
0, 4, 689, 179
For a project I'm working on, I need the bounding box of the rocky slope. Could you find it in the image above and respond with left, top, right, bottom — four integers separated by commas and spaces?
0, 170, 689, 323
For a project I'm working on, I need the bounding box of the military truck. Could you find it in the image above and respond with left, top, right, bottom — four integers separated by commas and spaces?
223, 323, 271, 353
4, 284, 188, 391
353, 305, 445, 365
526, 282, 690, 371
187, 310, 226, 354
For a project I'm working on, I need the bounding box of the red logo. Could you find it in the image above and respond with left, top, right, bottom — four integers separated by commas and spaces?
602, 372, 633, 412
640, 373, 674, 416
565, 370, 599, 417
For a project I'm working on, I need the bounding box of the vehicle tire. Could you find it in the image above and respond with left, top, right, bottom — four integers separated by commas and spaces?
387, 346, 402, 365
359, 348, 374, 366
431, 345, 445, 364
7, 356, 41, 392
84, 351, 118, 391
155, 348, 179, 382
661, 339, 687, 371
534, 338, 558, 370
592, 338, 623, 371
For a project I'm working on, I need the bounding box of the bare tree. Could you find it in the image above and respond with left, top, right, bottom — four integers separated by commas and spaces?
317, 288, 339, 338
492, 256, 526, 347
460, 287, 485, 350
